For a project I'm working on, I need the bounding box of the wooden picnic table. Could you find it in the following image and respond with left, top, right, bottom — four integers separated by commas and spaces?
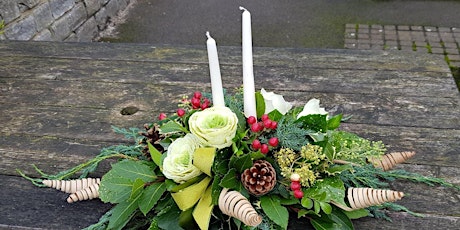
0, 40, 459, 230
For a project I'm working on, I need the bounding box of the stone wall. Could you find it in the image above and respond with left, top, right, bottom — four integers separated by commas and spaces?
0, 0, 131, 42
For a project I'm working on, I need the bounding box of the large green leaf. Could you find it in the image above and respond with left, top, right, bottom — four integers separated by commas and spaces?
260, 195, 289, 229
159, 120, 187, 133
255, 91, 266, 118
99, 176, 133, 203
130, 178, 145, 201
139, 182, 167, 215
343, 208, 369, 219
99, 160, 157, 203
310, 207, 354, 230
304, 177, 346, 206
310, 217, 336, 230
108, 196, 140, 230
147, 141, 163, 167
327, 114, 343, 130
329, 207, 354, 230
157, 203, 183, 230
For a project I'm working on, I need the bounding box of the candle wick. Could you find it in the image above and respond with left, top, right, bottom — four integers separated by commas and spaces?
206, 31, 211, 39
239, 6, 247, 12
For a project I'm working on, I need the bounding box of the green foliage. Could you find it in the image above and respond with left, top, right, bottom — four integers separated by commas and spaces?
255, 91, 266, 118
341, 164, 460, 191
22, 90, 460, 230
310, 207, 354, 230
276, 116, 311, 151
328, 131, 386, 164
99, 160, 157, 203
260, 195, 289, 229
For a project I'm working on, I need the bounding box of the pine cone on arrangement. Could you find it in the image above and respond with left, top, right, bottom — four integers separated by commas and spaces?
241, 160, 277, 196
139, 124, 164, 157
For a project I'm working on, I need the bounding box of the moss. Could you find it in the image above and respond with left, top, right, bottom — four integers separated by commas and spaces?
450, 66, 460, 91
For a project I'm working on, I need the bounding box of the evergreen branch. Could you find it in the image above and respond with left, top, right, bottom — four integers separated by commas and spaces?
379, 169, 460, 190
340, 164, 460, 191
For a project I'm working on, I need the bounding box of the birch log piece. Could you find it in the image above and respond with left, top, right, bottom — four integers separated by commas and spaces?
218, 188, 262, 227
368, 151, 416, 171
42, 178, 101, 194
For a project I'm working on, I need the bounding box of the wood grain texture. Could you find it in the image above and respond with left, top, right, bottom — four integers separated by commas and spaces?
0, 40, 458, 229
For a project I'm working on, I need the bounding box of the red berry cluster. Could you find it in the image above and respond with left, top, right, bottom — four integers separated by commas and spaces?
248, 114, 279, 154
290, 173, 304, 199
190, 91, 210, 110
248, 114, 278, 132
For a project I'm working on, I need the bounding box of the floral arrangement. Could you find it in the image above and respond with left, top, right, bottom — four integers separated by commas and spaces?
19, 7, 459, 230
20, 88, 460, 230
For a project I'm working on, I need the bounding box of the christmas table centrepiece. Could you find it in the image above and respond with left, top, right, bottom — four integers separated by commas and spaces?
19, 7, 459, 230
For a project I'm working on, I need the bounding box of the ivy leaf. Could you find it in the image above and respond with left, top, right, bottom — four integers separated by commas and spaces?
297, 114, 328, 133
260, 195, 289, 229
211, 176, 223, 205
230, 154, 253, 173
214, 159, 230, 175
219, 168, 240, 190
268, 109, 283, 122
139, 182, 167, 215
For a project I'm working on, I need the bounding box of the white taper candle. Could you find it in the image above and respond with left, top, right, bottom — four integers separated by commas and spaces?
240, 7, 257, 118
206, 31, 225, 107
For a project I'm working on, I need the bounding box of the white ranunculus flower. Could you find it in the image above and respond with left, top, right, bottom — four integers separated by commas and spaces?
188, 106, 238, 149
260, 88, 292, 115
296, 98, 328, 119
162, 133, 203, 184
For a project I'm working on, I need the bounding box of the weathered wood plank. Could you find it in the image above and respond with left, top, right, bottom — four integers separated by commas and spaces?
0, 55, 456, 97
0, 41, 451, 74
1, 78, 458, 132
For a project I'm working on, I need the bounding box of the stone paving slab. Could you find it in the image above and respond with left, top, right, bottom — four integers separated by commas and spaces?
344, 24, 460, 67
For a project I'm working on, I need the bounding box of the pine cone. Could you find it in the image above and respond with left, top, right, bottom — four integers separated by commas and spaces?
139, 124, 164, 157
241, 160, 276, 196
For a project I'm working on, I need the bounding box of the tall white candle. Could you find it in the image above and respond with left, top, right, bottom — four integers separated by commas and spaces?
206, 31, 225, 107
240, 7, 257, 118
